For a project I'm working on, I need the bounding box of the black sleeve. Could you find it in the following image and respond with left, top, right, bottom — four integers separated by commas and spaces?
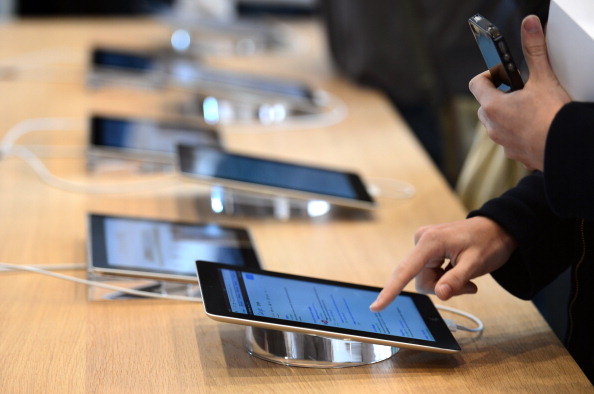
469, 173, 577, 299
544, 102, 594, 220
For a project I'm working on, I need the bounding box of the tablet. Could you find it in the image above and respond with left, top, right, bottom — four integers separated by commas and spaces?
90, 47, 315, 104
87, 214, 261, 283
176, 145, 376, 210
88, 115, 220, 165
92, 47, 157, 73
196, 261, 460, 353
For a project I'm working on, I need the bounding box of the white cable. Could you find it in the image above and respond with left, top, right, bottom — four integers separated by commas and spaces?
365, 177, 416, 200
0, 261, 485, 328
0, 263, 86, 272
10, 145, 180, 194
0, 117, 181, 194
436, 304, 484, 333
0, 262, 201, 302
0, 117, 85, 158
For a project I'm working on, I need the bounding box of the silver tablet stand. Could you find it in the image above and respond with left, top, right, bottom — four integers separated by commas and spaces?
209, 185, 396, 367
245, 326, 399, 368
208, 185, 333, 220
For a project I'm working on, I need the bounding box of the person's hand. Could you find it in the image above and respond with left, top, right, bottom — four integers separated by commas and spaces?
369, 217, 517, 312
468, 15, 571, 171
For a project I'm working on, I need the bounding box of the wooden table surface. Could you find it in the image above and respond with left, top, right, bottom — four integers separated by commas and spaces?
0, 17, 591, 393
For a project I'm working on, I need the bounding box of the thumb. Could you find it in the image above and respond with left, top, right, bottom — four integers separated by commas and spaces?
434, 263, 478, 301
521, 15, 556, 82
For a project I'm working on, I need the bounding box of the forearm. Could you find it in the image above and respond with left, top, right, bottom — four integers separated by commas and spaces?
470, 173, 577, 299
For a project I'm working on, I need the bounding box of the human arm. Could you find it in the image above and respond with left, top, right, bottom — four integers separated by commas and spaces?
468, 15, 571, 171
544, 102, 594, 219
370, 172, 576, 311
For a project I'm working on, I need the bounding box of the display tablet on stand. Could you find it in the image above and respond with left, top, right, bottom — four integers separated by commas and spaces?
87, 214, 261, 300
87, 115, 220, 172
196, 261, 460, 354
176, 145, 376, 215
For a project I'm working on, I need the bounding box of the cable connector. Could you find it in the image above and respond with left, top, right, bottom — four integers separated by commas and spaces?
436, 304, 484, 333
444, 318, 458, 332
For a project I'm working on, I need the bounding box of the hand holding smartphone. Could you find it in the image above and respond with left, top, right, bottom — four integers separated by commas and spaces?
469, 14, 524, 92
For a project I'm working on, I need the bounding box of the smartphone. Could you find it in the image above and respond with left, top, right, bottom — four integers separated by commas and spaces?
196, 261, 461, 353
87, 115, 220, 167
469, 14, 524, 92
87, 214, 261, 283
176, 145, 376, 211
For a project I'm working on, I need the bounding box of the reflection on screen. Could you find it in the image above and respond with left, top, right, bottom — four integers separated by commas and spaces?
93, 49, 155, 71
103, 218, 250, 276
93, 117, 217, 153
220, 269, 435, 341
475, 32, 512, 92
189, 148, 365, 201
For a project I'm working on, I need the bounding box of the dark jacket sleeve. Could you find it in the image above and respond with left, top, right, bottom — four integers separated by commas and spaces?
469, 173, 577, 299
544, 102, 594, 220
468, 102, 594, 299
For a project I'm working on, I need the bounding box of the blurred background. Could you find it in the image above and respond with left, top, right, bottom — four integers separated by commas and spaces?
0, 0, 565, 346
1, 0, 549, 185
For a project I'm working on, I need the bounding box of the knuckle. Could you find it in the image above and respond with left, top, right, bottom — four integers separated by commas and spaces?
525, 42, 547, 59
416, 226, 441, 243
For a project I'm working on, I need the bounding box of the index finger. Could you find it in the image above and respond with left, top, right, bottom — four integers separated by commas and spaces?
469, 70, 503, 105
369, 244, 445, 312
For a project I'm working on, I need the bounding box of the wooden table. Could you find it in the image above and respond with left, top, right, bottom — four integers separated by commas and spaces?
0, 17, 591, 392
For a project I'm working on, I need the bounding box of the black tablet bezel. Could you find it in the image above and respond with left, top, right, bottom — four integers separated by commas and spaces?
88, 214, 261, 283
89, 114, 220, 154
196, 261, 460, 353
176, 145, 376, 210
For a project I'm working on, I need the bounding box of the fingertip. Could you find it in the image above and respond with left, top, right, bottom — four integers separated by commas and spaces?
522, 15, 542, 35
370, 289, 394, 312
435, 283, 453, 301
369, 297, 385, 313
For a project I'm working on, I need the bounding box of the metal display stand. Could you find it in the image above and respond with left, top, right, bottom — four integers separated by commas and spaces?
245, 327, 399, 368
207, 186, 396, 367
207, 185, 333, 220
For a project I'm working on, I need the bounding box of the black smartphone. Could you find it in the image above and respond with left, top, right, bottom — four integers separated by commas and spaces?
469, 14, 524, 92
196, 261, 461, 353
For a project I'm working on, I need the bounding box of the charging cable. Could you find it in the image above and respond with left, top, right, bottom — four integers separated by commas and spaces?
436, 304, 484, 333
0, 262, 201, 302
0, 262, 485, 333
0, 117, 181, 194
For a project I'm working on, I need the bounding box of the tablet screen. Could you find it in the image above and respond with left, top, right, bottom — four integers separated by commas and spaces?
88, 214, 260, 282
90, 116, 219, 153
92, 48, 156, 72
92, 48, 313, 100
221, 268, 433, 340
177, 145, 375, 209
197, 261, 460, 352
